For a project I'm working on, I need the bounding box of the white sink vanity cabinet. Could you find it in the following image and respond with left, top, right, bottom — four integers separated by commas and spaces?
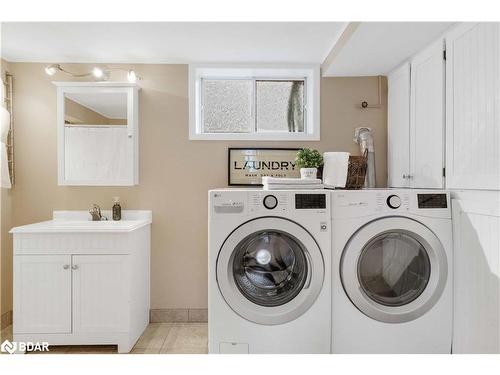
10, 210, 152, 353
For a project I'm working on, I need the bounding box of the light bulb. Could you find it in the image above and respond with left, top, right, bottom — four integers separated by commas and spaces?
92, 67, 104, 78
44, 64, 59, 76
127, 70, 137, 83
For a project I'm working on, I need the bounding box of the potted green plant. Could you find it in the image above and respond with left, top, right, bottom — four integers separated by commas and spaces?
295, 148, 323, 179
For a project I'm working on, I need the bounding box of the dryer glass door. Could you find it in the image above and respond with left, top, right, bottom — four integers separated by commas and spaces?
357, 232, 431, 307
341, 217, 448, 323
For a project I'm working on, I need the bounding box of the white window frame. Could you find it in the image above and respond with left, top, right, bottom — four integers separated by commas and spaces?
189, 64, 320, 141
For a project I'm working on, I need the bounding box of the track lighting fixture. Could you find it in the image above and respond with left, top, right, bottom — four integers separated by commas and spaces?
44, 64, 139, 83
44, 64, 60, 76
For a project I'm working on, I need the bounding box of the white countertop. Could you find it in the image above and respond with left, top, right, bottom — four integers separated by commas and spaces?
10, 210, 152, 234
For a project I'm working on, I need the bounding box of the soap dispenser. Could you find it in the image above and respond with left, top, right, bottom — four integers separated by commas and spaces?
112, 197, 122, 221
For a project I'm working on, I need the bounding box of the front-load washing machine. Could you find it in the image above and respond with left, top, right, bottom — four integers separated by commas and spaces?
208, 189, 331, 353
331, 189, 452, 353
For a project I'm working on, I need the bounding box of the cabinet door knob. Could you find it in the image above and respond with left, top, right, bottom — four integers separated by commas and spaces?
71, 265, 78, 270
63, 264, 70, 270
402, 174, 407, 179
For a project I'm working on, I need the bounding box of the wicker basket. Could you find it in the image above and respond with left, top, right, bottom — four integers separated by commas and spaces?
345, 150, 368, 189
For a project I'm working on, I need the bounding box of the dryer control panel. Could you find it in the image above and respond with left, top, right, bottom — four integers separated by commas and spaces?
331, 189, 451, 219
417, 193, 448, 209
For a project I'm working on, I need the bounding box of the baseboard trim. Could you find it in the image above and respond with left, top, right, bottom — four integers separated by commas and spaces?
1, 310, 13, 330
150, 308, 207, 323
1, 308, 207, 327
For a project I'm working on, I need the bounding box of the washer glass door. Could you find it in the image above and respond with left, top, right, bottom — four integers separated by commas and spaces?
233, 230, 308, 307
217, 217, 324, 325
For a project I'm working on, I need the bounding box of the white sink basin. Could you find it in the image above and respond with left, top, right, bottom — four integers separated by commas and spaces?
10, 210, 152, 233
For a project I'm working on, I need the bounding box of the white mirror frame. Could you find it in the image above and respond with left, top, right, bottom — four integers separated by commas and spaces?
54, 82, 140, 186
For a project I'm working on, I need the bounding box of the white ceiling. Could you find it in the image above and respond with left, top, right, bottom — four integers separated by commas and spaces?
1, 22, 458, 77
1, 22, 346, 64
323, 22, 455, 76
66, 92, 127, 119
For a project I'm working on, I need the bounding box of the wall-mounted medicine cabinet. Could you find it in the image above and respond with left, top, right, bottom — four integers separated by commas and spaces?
55, 82, 139, 186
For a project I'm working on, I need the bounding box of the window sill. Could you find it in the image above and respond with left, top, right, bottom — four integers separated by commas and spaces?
188, 132, 320, 141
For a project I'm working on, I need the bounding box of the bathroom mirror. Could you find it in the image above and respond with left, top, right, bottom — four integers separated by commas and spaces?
55, 82, 139, 186
64, 92, 128, 126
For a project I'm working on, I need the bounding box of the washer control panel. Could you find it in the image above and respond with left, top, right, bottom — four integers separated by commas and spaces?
248, 191, 327, 214
211, 191, 246, 214
295, 194, 327, 209
210, 190, 330, 217
263, 195, 278, 210
249, 191, 289, 213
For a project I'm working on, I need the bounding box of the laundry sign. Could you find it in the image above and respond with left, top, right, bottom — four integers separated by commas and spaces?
228, 148, 300, 186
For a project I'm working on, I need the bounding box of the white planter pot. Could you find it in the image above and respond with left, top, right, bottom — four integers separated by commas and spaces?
300, 167, 318, 179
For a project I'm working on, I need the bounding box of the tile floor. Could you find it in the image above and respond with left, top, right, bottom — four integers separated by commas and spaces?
0, 322, 208, 354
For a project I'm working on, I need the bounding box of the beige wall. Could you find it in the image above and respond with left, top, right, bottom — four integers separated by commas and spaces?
1, 58, 13, 317
64, 98, 127, 125
65, 97, 110, 125
4, 62, 387, 309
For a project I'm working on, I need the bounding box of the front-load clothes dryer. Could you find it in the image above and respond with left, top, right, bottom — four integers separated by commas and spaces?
208, 189, 331, 353
331, 189, 452, 353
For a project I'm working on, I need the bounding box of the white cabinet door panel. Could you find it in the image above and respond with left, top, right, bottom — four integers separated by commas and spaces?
452, 198, 500, 353
388, 62, 411, 188
410, 39, 445, 188
14, 255, 72, 334
72, 255, 129, 333
446, 22, 500, 190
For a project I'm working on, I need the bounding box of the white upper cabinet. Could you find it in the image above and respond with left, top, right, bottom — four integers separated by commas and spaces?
445, 23, 500, 190
388, 62, 411, 188
387, 39, 445, 189
410, 39, 445, 189
55, 82, 140, 186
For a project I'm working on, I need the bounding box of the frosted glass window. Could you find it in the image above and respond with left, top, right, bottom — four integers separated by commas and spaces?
256, 80, 304, 132
202, 79, 253, 133
190, 66, 319, 140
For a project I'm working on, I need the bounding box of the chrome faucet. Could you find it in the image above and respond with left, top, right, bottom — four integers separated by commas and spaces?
89, 204, 103, 221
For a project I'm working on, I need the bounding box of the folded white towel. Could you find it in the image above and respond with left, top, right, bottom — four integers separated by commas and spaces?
262, 177, 322, 185
264, 184, 324, 190
322, 152, 350, 188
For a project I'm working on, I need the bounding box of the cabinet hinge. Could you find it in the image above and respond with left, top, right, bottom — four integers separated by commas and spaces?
442, 167, 446, 177
443, 50, 447, 60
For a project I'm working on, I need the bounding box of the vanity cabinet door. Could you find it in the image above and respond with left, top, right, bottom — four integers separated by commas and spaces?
72, 255, 129, 333
14, 255, 72, 334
